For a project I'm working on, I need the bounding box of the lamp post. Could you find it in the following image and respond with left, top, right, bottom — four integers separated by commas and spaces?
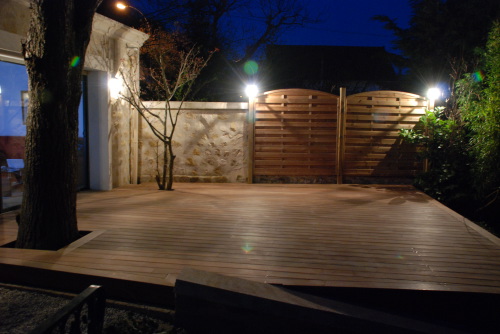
427, 87, 441, 110
245, 84, 259, 99
116, 2, 151, 33
245, 84, 258, 184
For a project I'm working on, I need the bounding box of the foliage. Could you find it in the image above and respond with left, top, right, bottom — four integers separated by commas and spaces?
400, 108, 472, 206
121, 28, 214, 190
374, 0, 500, 97
457, 21, 500, 215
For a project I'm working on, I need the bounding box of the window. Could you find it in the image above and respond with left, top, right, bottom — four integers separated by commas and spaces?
0, 61, 88, 212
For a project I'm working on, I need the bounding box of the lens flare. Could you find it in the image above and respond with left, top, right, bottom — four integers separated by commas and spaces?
472, 71, 485, 82
244, 60, 258, 75
70, 56, 81, 68
241, 243, 254, 253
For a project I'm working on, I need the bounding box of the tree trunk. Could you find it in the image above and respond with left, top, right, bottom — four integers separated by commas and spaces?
16, 0, 102, 250
167, 143, 175, 190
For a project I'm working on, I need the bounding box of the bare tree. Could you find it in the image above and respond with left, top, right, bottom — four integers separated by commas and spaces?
17, 0, 102, 250
144, 0, 318, 61
120, 29, 214, 190
238, 0, 318, 63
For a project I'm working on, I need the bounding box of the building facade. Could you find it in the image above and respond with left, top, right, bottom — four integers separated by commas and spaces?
0, 0, 148, 211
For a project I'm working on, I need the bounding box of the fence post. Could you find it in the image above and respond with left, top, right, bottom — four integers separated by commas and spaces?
336, 88, 347, 184
247, 96, 256, 184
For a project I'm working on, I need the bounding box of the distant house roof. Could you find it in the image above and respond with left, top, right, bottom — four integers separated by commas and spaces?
263, 45, 399, 94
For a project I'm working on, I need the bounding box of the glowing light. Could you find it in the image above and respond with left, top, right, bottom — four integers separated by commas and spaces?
245, 84, 259, 98
108, 76, 123, 100
427, 87, 441, 101
472, 71, 485, 82
70, 56, 80, 68
241, 243, 254, 253
116, 2, 127, 10
243, 60, 259, 75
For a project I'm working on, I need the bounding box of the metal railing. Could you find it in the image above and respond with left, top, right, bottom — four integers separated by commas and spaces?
30, 285, 106, 334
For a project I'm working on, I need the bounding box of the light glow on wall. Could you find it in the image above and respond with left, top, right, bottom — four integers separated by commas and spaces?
108, 76, 123, 100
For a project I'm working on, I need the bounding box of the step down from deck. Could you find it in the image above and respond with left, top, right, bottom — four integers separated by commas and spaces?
174, 268, 467, 334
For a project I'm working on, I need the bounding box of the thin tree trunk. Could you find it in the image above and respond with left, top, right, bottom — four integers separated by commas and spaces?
16, 0, 101, 250
167, 143, 175, 190
161, 142, 168, 190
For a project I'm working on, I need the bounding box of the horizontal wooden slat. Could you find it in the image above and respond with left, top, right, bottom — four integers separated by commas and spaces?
255, 145, 335, 153
255, 113, 337, 120
255, 152, 336, 159
253, 89, 426, 179
256, 121, 337, 127
255, 160, 335, 166
343, 170, 421, 176
347, 107, 426, 115
345, 115, 422, 122
345, 123, 416, 130
345, 131, 402, 138
255, 137, 336, 144
5, 183, 497, 299
256, 97, 338, 105
255, 129, 336, 136
255, 106, 338, 113
347, 99, 425, 107
253, 169, 336, 176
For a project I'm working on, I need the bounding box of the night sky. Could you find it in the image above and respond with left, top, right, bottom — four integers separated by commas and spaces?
123, 0, 413, 53
278, 0, 412, 51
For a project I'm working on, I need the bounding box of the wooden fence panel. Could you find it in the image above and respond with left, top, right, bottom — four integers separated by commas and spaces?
252, 89, 339, 180
251, 89, 427, 183
343, 91, 426, 178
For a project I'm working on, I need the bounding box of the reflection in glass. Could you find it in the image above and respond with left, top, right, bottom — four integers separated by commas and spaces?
0, 61, 88, 211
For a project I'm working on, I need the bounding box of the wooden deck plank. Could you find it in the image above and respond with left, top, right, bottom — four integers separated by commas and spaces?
1, 183, 499, 297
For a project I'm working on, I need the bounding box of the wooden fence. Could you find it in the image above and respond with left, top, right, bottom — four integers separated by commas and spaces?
248, 89, 427, 183
250, 89, 339, 181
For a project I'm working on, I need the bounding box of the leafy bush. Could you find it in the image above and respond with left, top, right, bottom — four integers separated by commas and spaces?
458, 22, 500, 199
400, 108, 472, 208
455, 21, 500, 231
401, 22, 500, 234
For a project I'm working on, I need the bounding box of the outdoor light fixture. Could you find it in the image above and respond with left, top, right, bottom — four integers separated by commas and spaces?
427, 87, 441, 110
115, 1, 151, 33
427, 87, 441, 101
109, 76, 123, 100
116, 2, 127, 10
245, 84, 259, 98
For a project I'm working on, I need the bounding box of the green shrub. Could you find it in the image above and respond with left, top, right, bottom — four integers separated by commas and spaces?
400, 107, 472, 208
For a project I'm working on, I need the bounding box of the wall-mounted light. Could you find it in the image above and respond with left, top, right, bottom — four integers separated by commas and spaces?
109, 76, 123, 100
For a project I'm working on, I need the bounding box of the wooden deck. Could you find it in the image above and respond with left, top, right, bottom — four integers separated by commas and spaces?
1, 183, 500, 305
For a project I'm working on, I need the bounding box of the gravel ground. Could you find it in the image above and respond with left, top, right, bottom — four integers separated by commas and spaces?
0, 284, 184, 334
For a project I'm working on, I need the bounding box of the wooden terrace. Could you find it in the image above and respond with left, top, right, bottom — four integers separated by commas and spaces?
1, 183, 500, 308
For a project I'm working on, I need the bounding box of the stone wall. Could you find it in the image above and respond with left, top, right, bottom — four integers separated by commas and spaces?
139, 101, 249, 183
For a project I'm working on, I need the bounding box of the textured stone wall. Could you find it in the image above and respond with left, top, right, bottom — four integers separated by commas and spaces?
139, 102, 249, 183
